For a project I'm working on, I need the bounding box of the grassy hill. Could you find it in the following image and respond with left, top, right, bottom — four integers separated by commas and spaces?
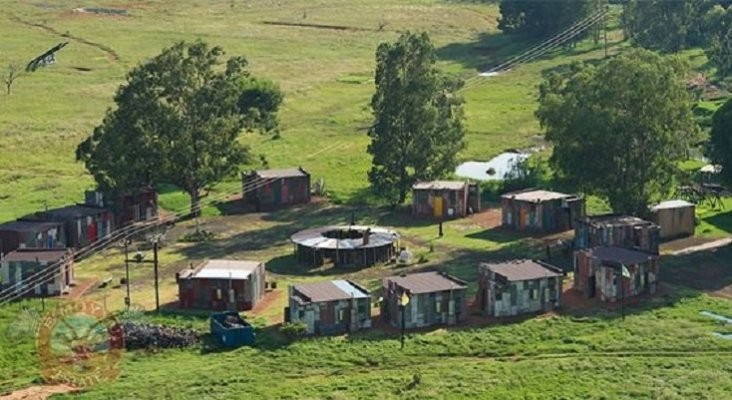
2, 1, 732, 399
0, 0, 629, 222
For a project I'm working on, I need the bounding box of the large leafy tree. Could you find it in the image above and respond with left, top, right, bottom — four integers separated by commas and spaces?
622, 0, 720, 53
498, 0, 601, 39
709, 98, 732, 185
536, 49, 700, 216
705, 5, 732, 77
368, 32, 466, 204
77, 41, 283, 215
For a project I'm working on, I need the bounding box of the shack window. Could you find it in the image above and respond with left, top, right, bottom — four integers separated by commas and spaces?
510, 285, 517, 306
358, 301, 368, 315
435, 300, 442, 313
529, 287, 536, 300
338, 308, 346, 321
298, 309, 305, 319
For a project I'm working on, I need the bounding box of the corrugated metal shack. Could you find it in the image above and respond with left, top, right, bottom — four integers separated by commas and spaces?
501, 189, 585, 233
650, 200, 695, 240
382, 271, 468, 329
574, 214, 660, 254
0, 220, 66, 254
477, 260, 563, 317
242, 167, 310, 210
0, 248, 74, 297
285, 280, 371, 335
178, 260, 266, 311
412, 181, 480, 219
21, 205, 114, 248
291, 225, 399, 268
85, 188, 158, 227
573, 246, 659, 302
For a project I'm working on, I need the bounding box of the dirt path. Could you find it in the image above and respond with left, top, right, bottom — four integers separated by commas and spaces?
7, 14, 120, 62
669, 237, 732, 256
60, 278, 97, 300
0, 384, 77, 400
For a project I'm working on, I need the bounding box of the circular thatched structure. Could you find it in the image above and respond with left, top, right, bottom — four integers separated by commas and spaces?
291, 225, 399, 267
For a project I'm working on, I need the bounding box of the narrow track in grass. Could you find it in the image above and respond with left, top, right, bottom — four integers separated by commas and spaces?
6, 14, 120, 62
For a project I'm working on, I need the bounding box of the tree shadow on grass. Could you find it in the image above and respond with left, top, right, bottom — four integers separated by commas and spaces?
437, 30, 620, 73
703, 210, 732, 236
465, 226, 530, 244
436, 31, 527, 71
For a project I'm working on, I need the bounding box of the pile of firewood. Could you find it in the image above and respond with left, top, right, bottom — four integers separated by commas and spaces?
119, 322, 199, 350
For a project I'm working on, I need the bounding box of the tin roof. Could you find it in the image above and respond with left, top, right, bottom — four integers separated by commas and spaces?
386, 271, 467, 294
0, 220, 63, 232
651, 200, 694, 211
412, 181, 467, 191
252, 167, 307, 179
292, 280, 370, 303
190, 260, 262, 280
581, 214, 655, 227
291, 225, 399, 250
584, 247, 658, 266
27, 205, 109, 220
2, 248, 70, 263
501, 189, 574, 203
481, 260, 563, 281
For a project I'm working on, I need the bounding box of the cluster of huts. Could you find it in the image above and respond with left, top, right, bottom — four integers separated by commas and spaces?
166, 173, 696, 337
0, 188, 158, 297
1, 162, 701, 339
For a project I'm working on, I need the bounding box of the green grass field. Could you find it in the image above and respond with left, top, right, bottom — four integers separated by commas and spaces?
2, 1, 732, 399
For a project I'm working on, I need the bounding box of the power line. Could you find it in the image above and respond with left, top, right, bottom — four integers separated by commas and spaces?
0, 141, 358, 304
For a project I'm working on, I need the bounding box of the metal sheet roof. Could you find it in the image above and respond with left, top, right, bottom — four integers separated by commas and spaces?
30, 205, 109, 219
481, 260, 563, 281
293, 280, 370, 303
412, 181, 467, 191
291, 225, 399, 250
252, 167, 307, 179
386, 271, 467, 294
502, 189, 574, 203
192, 260, 262, 280
582, 214, 655, 227
651, 200, 694, 211
0, 220, 63, 232
585, 246, 659, 266
2, 249, 70, 263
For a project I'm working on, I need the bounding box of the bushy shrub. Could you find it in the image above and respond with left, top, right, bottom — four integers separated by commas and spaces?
179, 230, 216, 243
280, 322, 308, 339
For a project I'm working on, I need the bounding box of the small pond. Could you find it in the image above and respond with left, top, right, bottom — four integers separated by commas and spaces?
699, 311, 732, 340
455, 151, 530, 181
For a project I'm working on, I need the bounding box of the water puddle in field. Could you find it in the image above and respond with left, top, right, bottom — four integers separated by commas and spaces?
700, 311, 732, 324
700, 311, 732, 339
455, 151, 530, 181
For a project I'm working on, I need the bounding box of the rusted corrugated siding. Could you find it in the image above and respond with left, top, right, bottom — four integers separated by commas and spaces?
411, 188, 468, 218
178, 268, 265, 311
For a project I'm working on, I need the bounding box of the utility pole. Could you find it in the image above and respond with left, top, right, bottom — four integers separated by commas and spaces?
125, 235, 162, 313
123, 238, 131, 309
153, 240, 159, 313
604, 4, 609, 58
